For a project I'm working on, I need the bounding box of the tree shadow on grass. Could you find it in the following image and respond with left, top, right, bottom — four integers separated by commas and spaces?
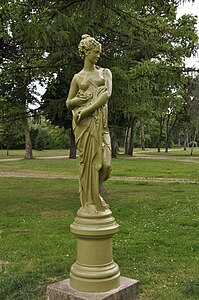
181, 279, 199, 299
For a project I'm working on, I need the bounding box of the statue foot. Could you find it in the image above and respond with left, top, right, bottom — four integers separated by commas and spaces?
99, 195, 109, 210
78, 204, 98, 215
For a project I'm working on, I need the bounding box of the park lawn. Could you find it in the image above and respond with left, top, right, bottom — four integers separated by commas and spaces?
0, 148, 199, 160
0, 177, 199, 299
111, 157, 199, 180
0, 156, 199, 180
0, 177, 78, 300
0, 158, 80, 177
0, 149, 70, 159
134, 147, 199, 157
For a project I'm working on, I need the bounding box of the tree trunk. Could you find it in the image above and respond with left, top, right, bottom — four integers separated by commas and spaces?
157, 116, 164, 153
7, 147, 9, 156
165, 114, 171, 153
177, 130, 181, 148
69, 126, 76, 159
190, 128, 197, 156
24, 116, 33, 159
140, 121, 145, 150
110, 128, 118, 158
128, 127, 134, 156
183, 128, 188, 151
124, 121, 136, 156
124, 127, 131, 155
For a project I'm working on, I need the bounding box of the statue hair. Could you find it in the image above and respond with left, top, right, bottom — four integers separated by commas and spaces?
78, 34, 101, 59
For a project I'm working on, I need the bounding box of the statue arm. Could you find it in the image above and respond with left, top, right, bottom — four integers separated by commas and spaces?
104, 68, 112, 98
66, 76, 90, 110
66, 76, 79, 110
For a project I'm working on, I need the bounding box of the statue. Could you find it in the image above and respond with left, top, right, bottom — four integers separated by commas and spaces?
66, 34, 112, 214
65, 35, 122, 294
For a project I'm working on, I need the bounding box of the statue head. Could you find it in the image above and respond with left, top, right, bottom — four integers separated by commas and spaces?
78, 34, 101, 60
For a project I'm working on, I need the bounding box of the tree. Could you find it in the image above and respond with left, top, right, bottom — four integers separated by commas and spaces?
1, 0, 198, 157
41, 70, 77, 157
108, 3, 198, 154
0, 118, 24, 154
186, 75, 199, 155
1, 1, 45, 158
1, 70, 37, 158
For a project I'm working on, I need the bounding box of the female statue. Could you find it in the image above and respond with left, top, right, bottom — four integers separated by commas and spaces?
66, 34, 112, 213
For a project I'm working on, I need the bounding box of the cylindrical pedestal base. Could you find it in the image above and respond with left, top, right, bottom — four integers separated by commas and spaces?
70, 208, 120, 292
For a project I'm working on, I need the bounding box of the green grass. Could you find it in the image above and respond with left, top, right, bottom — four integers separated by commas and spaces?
134, 147, 199, 157
1, 147, 199, 160
0, 157, 199, 299
0, 156, 199, 180
0, 158, 80, 176
108, 180, 199, 299
111, 157, 199, 180
0, 177, 198, 299
0, 177, 78, 300
0, 149, 70, 159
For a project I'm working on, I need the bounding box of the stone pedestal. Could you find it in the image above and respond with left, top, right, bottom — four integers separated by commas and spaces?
46, 208, 140, 299
69, 208, 120, 292
47, 276, 140, 300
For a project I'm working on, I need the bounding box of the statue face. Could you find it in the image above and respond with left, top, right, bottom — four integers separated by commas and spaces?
86, 44, 101, 64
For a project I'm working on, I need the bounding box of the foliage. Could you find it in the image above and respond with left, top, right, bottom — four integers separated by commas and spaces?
48, 126, 70, 149
30, 118, 70, 150
1, 0, 199, 154
41, 71, 72, 130
34, 129, 51, 151
0, 118, 24, 151
187, 75, 199, 131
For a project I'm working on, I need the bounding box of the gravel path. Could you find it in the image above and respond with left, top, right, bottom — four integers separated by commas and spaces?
132, 153, 199, 163
0, 171, 198, 184
0, 154, 199, 184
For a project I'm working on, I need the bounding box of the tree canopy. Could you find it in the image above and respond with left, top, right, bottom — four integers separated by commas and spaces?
1, 0, 199, 155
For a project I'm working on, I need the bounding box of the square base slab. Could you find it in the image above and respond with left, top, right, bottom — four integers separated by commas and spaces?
46, 276, 140, 300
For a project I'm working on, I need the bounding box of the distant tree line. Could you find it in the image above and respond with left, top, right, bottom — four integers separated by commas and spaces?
0, 118, 70, 153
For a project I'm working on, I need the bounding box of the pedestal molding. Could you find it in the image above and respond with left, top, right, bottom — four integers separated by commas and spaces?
69, 209, 120, 292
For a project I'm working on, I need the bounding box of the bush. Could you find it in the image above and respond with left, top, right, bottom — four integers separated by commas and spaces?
49, 127, 70, 149
35, 130, 53, 150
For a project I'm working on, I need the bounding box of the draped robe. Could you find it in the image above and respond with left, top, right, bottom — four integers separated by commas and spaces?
72, 68, 111, 212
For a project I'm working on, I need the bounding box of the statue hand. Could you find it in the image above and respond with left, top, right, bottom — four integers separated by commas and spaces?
73, 109, 83, 125
68, 92, 92, 110
75, 108, 89, 124
75, 91, 92, 106
76, 112, 81, 124
73, 87, 108, 124
74, 97, 86, 106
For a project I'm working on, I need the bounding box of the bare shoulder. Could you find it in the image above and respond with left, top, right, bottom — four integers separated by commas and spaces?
71, 72, 82, 86
73, 70, 86, 81
96, 65, 112, 77
103, 68, 112, 79
73, 72, 81, 80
